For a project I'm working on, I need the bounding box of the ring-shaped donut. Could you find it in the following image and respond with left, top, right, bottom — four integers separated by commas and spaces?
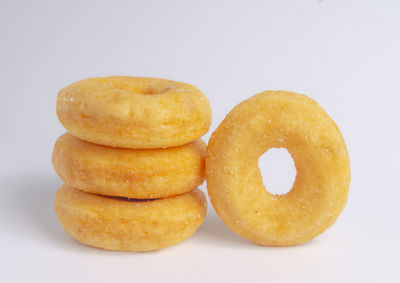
206, 91, 350, 246
52, 133, 205, 199
56, 76, 211, 148
55, 184, 207, 251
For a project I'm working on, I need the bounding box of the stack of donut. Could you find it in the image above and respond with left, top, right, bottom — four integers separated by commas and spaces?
52, 76, 212, 251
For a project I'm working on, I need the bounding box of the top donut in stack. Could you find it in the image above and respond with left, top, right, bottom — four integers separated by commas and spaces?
53, 76, 212, 199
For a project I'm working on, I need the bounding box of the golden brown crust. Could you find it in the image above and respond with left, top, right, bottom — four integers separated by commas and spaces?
56, 76, 212, 149
55, 184, 207, 251
206, 91, 350, 246
52, 133, 206, 199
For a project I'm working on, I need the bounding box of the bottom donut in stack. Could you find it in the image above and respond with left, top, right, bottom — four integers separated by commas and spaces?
52, 133, 207, 251
55, 184, 206, 251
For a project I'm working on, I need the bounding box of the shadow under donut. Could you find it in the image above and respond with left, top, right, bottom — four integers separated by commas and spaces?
0, 173, 101, 253
195, 208, 260, 249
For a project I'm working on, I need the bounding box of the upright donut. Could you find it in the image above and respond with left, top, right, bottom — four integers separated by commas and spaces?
52, 133, 206, 199
56, 76, 211, 148
206, 91, 350, 246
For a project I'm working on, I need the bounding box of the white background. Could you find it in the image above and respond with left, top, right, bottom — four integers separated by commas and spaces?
1, 0, 399, 282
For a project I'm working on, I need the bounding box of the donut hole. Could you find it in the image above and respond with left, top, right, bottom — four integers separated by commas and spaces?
129, 84, 169, 95
258, 148, 296, 196
107, 79, 171, 95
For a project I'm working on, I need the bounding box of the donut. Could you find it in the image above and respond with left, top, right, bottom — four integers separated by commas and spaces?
55, 184, 207, 251
56, 76, 211, 149
52, 133, 206, 199
206, 91, 350, 246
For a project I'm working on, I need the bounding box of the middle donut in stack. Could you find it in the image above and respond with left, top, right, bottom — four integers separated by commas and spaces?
52, 76, 212, 251
53, 134, 206, 199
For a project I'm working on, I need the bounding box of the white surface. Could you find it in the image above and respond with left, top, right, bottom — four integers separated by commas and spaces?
1, 0, 399, 282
